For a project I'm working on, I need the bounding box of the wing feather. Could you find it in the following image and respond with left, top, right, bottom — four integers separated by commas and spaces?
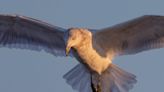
93, 15, 164, 56
0, 14, 66, 56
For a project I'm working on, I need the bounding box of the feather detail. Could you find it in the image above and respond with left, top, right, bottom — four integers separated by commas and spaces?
0, 14, 67, 56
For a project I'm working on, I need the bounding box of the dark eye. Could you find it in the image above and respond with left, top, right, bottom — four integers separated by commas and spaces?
72, 37, 76, 40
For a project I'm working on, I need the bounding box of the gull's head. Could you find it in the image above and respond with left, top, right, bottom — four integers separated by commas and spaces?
66, 28, 91, 56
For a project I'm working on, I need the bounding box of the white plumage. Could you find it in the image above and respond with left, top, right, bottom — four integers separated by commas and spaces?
0, 14, 164, 92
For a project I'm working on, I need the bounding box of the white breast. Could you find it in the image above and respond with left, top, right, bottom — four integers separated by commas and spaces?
77, 43, 112, 74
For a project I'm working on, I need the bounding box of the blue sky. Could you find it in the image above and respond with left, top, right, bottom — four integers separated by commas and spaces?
0, 0, 164, 92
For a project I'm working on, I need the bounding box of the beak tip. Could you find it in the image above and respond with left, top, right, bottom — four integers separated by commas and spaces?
66, 49, 69, 57
66, 46, 71, 56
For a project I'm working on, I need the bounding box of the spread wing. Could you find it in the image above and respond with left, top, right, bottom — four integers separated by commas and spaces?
0, 14, 66, 56
93, 15, 164, 56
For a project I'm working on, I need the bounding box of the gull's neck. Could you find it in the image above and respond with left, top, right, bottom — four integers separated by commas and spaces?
74, 35, 111, 74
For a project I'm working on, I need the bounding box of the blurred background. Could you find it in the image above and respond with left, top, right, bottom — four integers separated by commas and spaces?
0, 0, 163, 92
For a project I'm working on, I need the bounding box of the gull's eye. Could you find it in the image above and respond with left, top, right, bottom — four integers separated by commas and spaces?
72, 37, 76, 40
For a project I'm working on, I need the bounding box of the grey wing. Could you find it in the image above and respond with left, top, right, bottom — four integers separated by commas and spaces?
93, 15, 164, 56
0, 14, 66, 56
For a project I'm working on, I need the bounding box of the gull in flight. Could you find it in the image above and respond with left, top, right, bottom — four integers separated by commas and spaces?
0, 14, 164, 92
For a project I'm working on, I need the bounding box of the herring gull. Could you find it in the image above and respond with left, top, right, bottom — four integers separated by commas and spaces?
0, 14, 164, 92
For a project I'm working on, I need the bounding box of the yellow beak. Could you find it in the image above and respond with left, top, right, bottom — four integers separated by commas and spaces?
66, 46, 71, 56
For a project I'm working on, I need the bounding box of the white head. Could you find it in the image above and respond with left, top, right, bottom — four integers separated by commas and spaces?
66, 28, 91, 56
